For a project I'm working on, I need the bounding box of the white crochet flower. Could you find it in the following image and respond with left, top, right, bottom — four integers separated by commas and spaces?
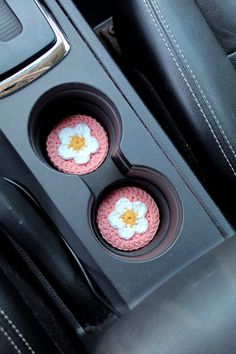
108, 198, 149, 239
58, 123, 99, 165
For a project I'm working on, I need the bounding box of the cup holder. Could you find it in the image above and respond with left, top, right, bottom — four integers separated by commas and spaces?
91, 168, 183, 262
29, 84, 182, 261
29, 83, 122, 174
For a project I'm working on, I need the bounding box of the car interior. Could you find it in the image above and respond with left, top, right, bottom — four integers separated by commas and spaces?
1, 0, 236, 353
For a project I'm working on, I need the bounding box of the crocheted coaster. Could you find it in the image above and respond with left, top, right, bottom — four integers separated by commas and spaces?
97, 186, 160, 251
46, 115, 108, 175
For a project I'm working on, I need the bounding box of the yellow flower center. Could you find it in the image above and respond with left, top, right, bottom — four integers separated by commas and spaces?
69, 135, 86, 152
121, 209, 138, 228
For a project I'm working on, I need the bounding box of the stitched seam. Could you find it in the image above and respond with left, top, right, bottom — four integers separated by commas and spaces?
151, 0, 236, 161
0, 308, 35, 354
0, 326, 22, 354
143, 0, 236, 176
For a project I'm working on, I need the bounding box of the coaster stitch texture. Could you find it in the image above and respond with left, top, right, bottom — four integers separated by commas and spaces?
97, 186, 160, 251
46, 115, 108, 175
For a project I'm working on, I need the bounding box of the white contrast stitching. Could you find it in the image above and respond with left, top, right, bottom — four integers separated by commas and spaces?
0, 326, 22, 354
142, 0, 236, 177
0, 307, 35, 354
151, 0, 236, 161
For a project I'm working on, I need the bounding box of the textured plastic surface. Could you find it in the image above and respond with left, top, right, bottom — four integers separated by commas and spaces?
0, 0, 55, 79
0, 0, 233, 315
0, 0, 22, 41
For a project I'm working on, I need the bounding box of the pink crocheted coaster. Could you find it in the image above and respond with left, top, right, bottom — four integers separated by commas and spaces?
97, 186, 160, 251
46, 115, 108, 175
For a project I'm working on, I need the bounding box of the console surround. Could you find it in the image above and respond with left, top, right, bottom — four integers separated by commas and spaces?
0, 0, 69, 98
0, 0, 234, 317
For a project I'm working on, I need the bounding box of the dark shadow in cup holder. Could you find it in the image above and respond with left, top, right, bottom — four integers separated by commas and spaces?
91, 167, 183, 262
29, 83, 122, 169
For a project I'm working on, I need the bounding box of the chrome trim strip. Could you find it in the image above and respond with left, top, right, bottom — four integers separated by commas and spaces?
0, 1, 70, 98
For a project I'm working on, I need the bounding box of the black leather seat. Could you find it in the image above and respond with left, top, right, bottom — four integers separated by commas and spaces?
0, 177, 112, 353
95, 236, 236, 354
0, 268, 59, 354
195, 0, 236, 66
113, 0, 236, 215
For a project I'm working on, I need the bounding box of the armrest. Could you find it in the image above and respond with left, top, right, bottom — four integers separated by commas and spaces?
95, 236, 236, 354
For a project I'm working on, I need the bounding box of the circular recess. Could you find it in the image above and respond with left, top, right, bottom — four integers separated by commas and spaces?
29, 83, 122, 173
97, 186, 160, 251
92, 172, 183, 261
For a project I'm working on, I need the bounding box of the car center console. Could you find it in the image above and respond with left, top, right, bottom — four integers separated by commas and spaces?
0, 0, 234, 319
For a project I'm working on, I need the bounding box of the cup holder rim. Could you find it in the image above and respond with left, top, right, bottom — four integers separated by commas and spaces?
28, 83, 183, 262
28, 82, 123, 174
90, 167, 183, 263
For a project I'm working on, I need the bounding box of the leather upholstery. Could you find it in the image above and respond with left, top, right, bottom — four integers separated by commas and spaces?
0, 178, 110, 329
195, 0, 236, 57
0, 267, 59, 354
113, 0, 236, 210
95, 236, 236, 354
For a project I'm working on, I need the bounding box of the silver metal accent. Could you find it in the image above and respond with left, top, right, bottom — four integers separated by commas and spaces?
0, 1, 70, 98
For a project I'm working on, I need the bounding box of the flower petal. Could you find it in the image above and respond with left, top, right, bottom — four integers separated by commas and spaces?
87, 136, 99, 154
108, 211, 125, 229
132, 201, 148, 218
135, 217, 149, 234
74, 123, 91, 138
58, 144, 77, 160
74, 150, 91, 164
118, 226, 135, 240
58, 127, 75, 144
115, 198, 132, 214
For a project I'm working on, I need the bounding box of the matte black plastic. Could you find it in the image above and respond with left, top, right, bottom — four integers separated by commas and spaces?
95, 236, 236, 354
0, 0, 55, 79
29, 84, 182, 260
0, 0, 233, 315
